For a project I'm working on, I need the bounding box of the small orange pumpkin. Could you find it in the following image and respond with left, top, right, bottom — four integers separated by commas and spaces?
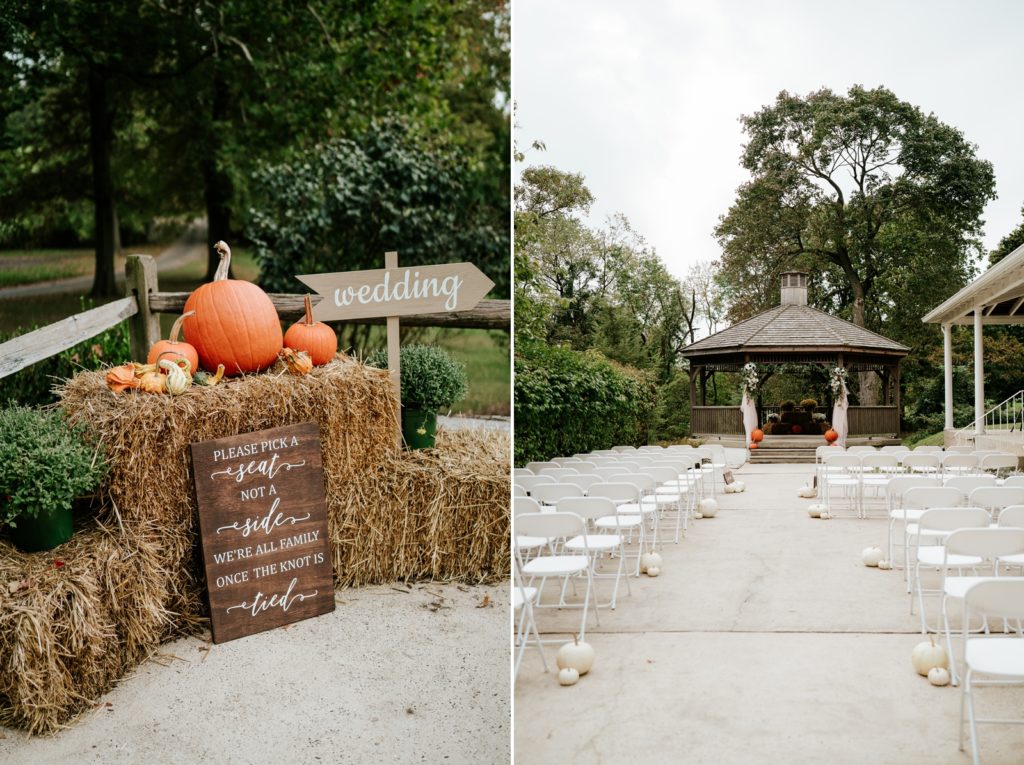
148, 311, 199, 372
751, 428, 764, 442
106, 364, 139, 393
825, 429, 839, 443
791, 424, 803, 435
284, 294, 337, 366
182, 241, 283, 375
749, 442, 759, 450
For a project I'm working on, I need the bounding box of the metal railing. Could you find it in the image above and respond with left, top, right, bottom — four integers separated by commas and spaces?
956, 390, 1024, 444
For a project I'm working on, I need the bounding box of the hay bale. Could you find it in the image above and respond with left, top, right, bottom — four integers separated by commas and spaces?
331, 428, 510, 586
1, 358, 508, 734
57, 357, 400, 621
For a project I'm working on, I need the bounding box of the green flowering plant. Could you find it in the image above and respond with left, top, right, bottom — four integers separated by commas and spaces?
0, 406, 106, 528
367, 345, 468, 412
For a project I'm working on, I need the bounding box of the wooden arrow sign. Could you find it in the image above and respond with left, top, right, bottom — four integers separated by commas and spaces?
296, 263, 494, 323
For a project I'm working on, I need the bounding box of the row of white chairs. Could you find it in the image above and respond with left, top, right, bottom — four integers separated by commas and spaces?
889, 516, 1024, 763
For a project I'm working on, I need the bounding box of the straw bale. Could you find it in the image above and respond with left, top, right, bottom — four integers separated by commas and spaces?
331, 428, 510, 586
0, 358, 509, 734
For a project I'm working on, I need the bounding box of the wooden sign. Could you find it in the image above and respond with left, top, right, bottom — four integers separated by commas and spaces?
295, 254, 495, 439
190, 422, 335, 643
295, 261, 494, 322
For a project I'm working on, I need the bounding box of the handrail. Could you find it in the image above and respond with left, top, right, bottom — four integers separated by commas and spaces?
956, 390, 1024, 444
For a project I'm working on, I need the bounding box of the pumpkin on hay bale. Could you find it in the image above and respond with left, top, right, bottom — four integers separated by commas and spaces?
0, 357, 509, 734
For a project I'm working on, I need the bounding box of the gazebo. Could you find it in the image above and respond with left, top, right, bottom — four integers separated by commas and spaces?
681, 273, 909, 441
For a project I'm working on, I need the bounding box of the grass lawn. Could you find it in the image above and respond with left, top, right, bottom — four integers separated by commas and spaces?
0, 246, 509, 416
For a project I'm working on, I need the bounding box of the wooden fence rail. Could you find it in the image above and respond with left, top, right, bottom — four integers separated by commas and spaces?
0, 254, 511, 380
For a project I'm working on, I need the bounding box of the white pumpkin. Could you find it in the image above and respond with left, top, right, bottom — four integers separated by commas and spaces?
733, 481, 746, 493
807, 504, 823, 518
557, 637, 595, 675
647, 566, 661, 577
911, 638, 949, 676
819, 511, 831, 520
639, 553, 652, 574
699, 498, 719, 518
877, 559, 893, 570
558, 667, 579, 686
798, 485, 817, 498
723, 483, 736, 494
693, 512, 704, 519
928, 667, 950, 686
862, 546, 884, 567
646, 552, 662, 570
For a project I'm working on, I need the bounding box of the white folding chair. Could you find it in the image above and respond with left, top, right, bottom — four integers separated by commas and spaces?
942, 453, 980, 476
531, 482, 585, 507
592, 466, 629, 481
914, 445, 944, 453
562, 474, 603, 494
886, 475, 941, 568
574, 461, 598, 472
539, 467, 581, 480
968, 486, 1024, 516
558, 496, 632, 609
1001, 475, 1024, 488
959, 579, 1024, 765
910, 507, 992, 632
945, 475, 997, 495
513, 468, 534, 477
516, 511, 599, 639
860, 453, 901, 517
940, 528, 1024, 684
589, 482, 647, 576
612, 445, 637, 453
880, 445, 910, 455
514, 474, 555, 495
899, 485, 965, 590
514, 484, 527, 497
822, 453, 862, 516
848, 445, 877, 454
551, 456, 582, 466
513, 555, 547, 679
903, 452, 941, 474
945, 445, 974, 454
514, 497, 551, 561
980, 453, 1018, 478
525, 461, 559, 474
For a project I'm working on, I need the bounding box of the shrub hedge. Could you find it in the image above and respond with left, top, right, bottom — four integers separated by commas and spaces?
514, 342, 656, 466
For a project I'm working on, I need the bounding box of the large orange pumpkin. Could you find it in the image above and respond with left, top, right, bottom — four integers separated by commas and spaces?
751, 428, 764, 442
283, 294, 337, 366
749, 442, 758, 450
147, 311, 199, 372
182, 241, 283, 374
825, 429, 839, 443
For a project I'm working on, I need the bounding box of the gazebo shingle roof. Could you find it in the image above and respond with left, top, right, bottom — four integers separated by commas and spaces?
683, 304, 909, 356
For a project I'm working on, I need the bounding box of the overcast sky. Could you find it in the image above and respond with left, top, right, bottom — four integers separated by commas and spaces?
513, 0, 1024, 281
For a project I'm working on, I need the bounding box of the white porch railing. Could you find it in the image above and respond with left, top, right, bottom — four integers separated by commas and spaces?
955, 390, 1024, 444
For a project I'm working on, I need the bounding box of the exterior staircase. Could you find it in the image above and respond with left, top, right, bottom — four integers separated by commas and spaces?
748, 435, 824, 464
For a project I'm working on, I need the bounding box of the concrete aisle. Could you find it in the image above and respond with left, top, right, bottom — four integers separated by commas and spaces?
514, 463, 1024, 765
1, 583, 510, 764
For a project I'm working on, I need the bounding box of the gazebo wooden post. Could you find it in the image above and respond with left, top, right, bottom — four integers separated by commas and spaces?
699, 368, 707, 406
894, 362, 902, 435
688, 365, 698, 429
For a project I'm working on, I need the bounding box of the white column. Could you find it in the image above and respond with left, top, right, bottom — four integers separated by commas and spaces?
942, 323, 953, 430
974, 308, 985, 435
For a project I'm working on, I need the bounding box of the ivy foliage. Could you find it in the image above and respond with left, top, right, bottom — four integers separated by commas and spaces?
367, 344, 468, 412
248, 120, 508, 296
514, 342, 657, 466
0, 405, 106, 527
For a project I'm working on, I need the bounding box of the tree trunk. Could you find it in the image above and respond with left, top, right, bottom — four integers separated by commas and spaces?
203, 72, 234, 280
88, 67, 119, 298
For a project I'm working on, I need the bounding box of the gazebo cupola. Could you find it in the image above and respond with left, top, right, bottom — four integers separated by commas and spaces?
680, 272, 910, 439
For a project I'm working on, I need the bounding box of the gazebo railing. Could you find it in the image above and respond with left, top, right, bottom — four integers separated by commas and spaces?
691, 405, 899, 437
691, 406, 744, 435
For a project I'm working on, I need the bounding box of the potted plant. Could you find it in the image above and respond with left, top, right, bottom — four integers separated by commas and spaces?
368, 345, 468, 449
0, 406, 106, 552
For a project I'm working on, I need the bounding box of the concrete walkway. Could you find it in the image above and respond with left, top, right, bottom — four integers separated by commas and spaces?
1, 583, 510, 764
515, 462, 1024, 764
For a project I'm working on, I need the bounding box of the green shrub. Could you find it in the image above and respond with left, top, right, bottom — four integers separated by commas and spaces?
366, 344, 468, 411
248, 119, 508, 297
514, 342, 656, 466
0, 319, 131, 407
651, 373, 691, 442
0, 406, 106, 528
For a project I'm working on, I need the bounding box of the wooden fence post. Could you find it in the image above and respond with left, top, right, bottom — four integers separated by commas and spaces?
126, 254, 160, 361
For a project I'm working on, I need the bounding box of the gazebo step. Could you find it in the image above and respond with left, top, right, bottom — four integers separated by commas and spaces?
749, 448, 818, 464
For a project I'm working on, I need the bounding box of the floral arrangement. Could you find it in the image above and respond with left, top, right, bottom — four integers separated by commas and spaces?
741, 362, 759, 397
829, 366, 848, 397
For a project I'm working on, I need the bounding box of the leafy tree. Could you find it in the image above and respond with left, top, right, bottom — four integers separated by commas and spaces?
989, 204, 1024, 265
715, 85, 995, 329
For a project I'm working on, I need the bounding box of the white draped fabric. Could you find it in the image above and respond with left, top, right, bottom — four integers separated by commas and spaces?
741, 390, 759, 447
831, 383, 849, 448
